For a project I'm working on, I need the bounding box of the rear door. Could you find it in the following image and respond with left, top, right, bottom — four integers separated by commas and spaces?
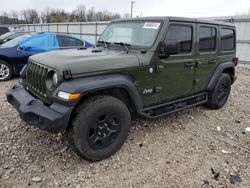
193, 24, 218, 92
155, 22, 196, 103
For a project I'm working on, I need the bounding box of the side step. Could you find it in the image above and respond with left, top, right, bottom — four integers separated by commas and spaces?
140, 92, 208, 118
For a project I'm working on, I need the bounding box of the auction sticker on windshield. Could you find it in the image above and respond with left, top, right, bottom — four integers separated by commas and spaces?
143, 22, 161, 29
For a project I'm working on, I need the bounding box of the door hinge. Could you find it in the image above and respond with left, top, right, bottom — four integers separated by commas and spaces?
156, 65, 164, 72
193, 79, 199, 85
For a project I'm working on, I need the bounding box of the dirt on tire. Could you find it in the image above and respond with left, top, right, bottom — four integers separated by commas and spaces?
0, 65, 250, 187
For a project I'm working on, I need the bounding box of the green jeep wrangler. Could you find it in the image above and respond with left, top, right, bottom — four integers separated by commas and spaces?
7, 17, 238, 161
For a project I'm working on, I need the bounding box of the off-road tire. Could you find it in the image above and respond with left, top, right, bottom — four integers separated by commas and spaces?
0, 60, 12, 81
206, 73, 231, 109
67, 95, 131, 161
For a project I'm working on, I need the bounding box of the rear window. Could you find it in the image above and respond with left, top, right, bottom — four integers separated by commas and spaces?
57, 36, 83, 47
220, 28, 235, 51
199, 27, 216, 52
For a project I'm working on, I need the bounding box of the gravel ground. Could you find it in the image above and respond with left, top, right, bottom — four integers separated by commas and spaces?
0, 65, 250, 188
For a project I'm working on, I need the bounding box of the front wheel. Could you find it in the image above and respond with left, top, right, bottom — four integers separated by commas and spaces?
0, 60, 13, 81
206, 73, 231, 109
67, 95, 131, 161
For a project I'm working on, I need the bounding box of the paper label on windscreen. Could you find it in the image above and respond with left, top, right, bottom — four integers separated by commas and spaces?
143, 22, 161, 29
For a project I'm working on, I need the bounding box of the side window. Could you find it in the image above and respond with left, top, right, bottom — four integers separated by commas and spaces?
0, 27, 9, 34
165, 25, 193, 54
199, 26, 217, 52
220, 28, 235, 51
7, 33, 23, 41
57, 36, 83, 47
22, 35, 55, 49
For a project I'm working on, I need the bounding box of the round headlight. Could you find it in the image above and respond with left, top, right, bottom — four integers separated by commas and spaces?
52, 72, 58, 85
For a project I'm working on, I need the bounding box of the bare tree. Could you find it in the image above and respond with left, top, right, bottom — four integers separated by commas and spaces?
20, 9, 39, 24
122, 13, 131, 19
21, 10, 29, 24
40, 7, 51, 23
86, 7, 96, 22
0, 12, 10, 24
50, 9, 70, 23
95, 10, 121, 21
95, 11, 104, 21
28, 9, 40, 23
72, 4, 87, 22
10, 11, 19, 24
1, 4, 122, 24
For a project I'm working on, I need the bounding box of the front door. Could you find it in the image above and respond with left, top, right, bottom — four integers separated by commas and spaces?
155, 22, 196, 103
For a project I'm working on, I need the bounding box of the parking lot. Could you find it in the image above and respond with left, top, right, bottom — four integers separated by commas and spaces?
0, 64, 249, 187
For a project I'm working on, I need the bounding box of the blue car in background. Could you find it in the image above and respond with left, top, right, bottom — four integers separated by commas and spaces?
0, 32, 94, 81
0, 31, 27, 45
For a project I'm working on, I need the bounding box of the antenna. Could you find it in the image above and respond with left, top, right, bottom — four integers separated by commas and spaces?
131, 1, 136, 18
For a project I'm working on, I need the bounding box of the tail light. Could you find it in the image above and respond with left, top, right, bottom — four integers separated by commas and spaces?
232, 57, 239, 66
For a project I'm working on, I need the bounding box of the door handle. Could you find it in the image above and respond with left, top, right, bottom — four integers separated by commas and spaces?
208, 59, 216, 64
184, 62, 195, 67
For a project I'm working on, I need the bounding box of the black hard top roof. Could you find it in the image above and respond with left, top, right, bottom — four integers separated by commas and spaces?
113, 16, 235, 27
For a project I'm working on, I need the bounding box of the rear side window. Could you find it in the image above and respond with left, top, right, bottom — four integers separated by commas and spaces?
57, 36, 83, 47
165, 25, 193, 54
199, 27, 216, 52
5, 33, 24, 42
220, 28, 235, 51
0, 27, 9, 35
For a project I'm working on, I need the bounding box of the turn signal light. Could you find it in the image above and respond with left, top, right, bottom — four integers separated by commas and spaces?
69, 93, 81, 100
58, 91, 81, 100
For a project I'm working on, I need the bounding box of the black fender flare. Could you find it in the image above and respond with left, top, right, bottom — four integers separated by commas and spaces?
207, 62, 235, 91
52, 74, 143, 111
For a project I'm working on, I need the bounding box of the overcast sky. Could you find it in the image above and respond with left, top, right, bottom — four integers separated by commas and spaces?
1, 0, 250, 18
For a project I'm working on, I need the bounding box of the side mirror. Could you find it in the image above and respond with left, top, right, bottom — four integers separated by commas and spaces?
17, 45, 31, 52
164, 40, 181, 55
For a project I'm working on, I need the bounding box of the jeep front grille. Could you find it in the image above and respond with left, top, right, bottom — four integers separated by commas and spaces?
27, 61, 48, 97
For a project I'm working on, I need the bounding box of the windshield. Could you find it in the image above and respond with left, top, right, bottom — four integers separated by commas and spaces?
0, 31, 14, 40
98, 21, 161, 48
1, 34, 32, 48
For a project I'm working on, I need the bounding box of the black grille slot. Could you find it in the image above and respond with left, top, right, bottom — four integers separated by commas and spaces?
27, 61, 48, 97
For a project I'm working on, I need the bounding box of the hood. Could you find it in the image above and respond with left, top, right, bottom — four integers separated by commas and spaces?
30, 48, 140, 75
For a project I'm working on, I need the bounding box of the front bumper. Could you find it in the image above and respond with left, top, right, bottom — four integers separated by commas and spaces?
6, 83, 73, 133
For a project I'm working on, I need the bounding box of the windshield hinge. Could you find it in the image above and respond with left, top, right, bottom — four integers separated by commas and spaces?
63, 69, 72, 80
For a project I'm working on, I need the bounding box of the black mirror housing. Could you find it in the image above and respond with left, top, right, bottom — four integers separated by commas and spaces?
164, 40, 181, 55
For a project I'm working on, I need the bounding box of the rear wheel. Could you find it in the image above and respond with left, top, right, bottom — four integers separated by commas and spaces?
0, 60, 12, 81
67, 95, 131, 161
206, 73, 231, 109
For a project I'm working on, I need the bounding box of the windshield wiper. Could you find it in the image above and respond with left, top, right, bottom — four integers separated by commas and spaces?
97, 40, 110, 48
114, 42, 131, 52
